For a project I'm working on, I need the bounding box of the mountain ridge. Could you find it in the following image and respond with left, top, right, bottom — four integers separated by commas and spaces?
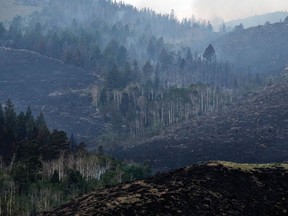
225, 11, 288, 29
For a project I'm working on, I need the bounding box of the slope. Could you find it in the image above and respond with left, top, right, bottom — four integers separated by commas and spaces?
0, 47, 104, 141
38, 161, 288, 216
112, 72, 288, 171
214, 20, 288, 76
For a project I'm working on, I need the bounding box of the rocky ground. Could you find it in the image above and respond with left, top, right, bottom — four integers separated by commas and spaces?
38, 161, 288, 216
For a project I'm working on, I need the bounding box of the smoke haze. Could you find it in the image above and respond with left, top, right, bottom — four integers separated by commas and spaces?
117, 0, 288, 21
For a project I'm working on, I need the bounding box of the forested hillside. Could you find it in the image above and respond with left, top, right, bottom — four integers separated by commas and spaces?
0, 0, 244, 147
113, 72, 288, 171
0, 100, 150, 215
0, 0, 287, 155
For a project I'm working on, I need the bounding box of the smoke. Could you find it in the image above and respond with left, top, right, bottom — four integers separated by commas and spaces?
116, 0, 194, 20
117, 0, 288, 21
192, 0, 288, 21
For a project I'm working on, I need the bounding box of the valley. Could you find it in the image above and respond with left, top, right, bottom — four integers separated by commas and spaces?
0, 0, 288, 215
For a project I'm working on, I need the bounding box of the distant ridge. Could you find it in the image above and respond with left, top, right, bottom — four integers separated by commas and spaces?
0, 0, 44, 22
225, 11, 288, 29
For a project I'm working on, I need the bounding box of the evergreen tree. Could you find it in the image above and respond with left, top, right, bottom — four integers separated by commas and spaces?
35, 112, 50, 143
43, 129, 69, 160
106, 64, 122, 89
0, 22, 6, 39
69, 134, 77, 153
203, 44, 216, 64
0, 104, 4, 137
4, 99, 17, 133
15, 112, 26, 141
186, 48, 193, 63
142, 60, 154, 81
0, 104, 4, 155
234, 23, 244, 32
25, 106, 36, 139
123, 62, 137, 85
2, 100, 17, 163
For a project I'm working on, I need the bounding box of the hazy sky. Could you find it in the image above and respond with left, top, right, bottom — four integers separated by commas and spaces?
116, 0, 288, 21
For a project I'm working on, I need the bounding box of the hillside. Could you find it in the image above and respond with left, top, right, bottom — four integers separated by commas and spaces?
112, 72, 288, 171
0, 47, 104, 141
38, 161, 288, 216
1, 0, 288, 150
214, 20, 288, 76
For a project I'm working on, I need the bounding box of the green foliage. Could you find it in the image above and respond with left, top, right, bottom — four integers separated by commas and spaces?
43, 129, 69, 160
122, 163, 151, 182
98, 80, 233, 145
4, 99, 17, 133
0, 101, 151, 215
50, 170, 60, 184
64, 169, 88, 194
0, 154, 151, 215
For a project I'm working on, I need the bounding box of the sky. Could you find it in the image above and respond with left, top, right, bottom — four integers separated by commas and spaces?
116, 0, 288, 22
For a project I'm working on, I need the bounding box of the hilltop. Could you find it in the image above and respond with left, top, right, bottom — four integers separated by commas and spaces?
38, 161, 288, 216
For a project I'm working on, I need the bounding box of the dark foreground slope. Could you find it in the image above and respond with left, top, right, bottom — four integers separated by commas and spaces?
113, 73, 288, 171
0, 47, 104, 140
38, 161, 288, 216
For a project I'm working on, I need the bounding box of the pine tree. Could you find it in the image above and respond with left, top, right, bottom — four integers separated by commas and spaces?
203, 44, 216, 64
4, 99, 17, 133
106, 63, 122, 89
3, 99, 17, 163
0, 103, 4, 137
69, 134, 77, 153
0, 104, 4, 155
43, 129, 69, 160
142, 60, 154, 81
35, 112, 50, 143
25, 106, 36, 139
15, 112, 26, 141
